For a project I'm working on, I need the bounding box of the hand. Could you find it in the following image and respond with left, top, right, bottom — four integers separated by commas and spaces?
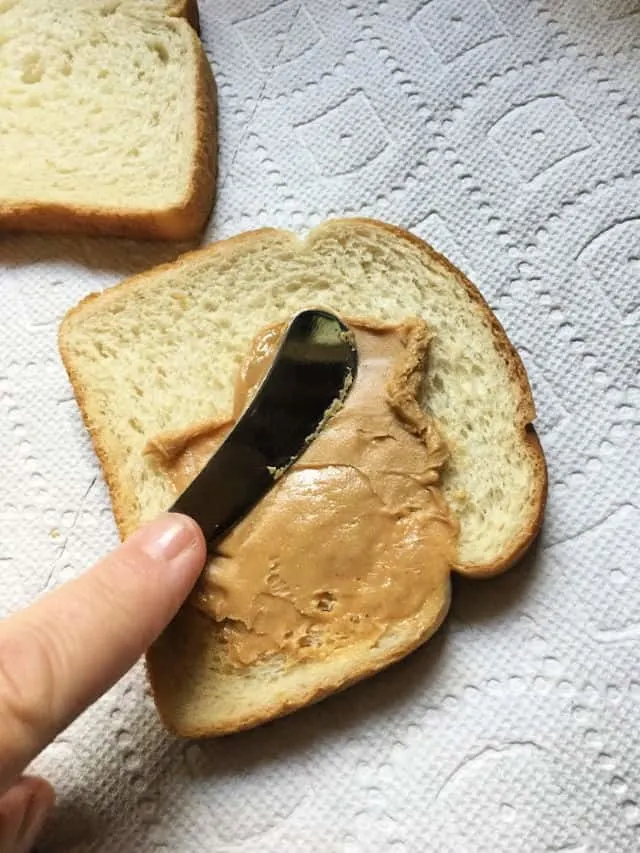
0, 513, 206, 852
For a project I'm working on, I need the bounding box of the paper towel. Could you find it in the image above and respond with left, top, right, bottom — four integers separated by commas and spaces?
1, 0, 639, 850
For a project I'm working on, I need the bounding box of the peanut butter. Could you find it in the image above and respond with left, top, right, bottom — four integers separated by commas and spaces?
146, 318, 459, 667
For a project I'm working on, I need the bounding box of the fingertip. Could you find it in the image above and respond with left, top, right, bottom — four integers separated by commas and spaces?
20, 776, 56, 811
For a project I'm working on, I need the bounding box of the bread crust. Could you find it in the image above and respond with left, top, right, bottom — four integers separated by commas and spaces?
171, 0, 199, 30
0, 18, 216, 241
59, 218, 547, 737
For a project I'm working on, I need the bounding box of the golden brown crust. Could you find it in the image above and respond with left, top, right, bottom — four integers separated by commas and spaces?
0, 20, 215, 242
180, 26, 217, 238
171, 0, 200, 30
454, 427, 547, 577
58, 335, 132, 541
59, 217, 547, 737
58, 301, 140, 539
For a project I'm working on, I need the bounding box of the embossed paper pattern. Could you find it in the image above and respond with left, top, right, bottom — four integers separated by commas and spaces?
1, 0, 639, 850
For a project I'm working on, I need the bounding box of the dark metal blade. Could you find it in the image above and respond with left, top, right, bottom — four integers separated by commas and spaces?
169, 309, 358, 546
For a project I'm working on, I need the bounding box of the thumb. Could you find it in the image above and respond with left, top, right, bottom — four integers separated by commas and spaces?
0, 513, 206, 792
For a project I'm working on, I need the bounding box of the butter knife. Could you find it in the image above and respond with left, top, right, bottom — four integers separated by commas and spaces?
170, 309, 358, 547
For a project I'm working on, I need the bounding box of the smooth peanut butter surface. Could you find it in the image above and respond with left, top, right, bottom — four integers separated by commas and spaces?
146, 317, 459, 667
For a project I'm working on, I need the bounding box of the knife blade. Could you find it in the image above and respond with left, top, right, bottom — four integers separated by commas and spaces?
170, 309, 358, 547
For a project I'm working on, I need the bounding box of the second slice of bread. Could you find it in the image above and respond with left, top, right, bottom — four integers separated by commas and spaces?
0, 1, 215, 240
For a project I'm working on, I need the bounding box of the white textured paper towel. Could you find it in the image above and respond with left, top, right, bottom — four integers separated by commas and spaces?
1, 0, 639, 850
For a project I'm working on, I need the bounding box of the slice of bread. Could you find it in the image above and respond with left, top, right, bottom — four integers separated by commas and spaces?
59, 219, 547, 736
0, 1, 215, 240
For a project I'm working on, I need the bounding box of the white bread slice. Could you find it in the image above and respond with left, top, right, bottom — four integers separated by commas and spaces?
59, 219, 547, 736
0, 1, 215, 240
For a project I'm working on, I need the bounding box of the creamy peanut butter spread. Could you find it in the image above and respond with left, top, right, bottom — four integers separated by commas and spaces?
146, 318, 459, 667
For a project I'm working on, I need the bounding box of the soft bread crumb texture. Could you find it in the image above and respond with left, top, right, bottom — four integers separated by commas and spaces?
61, 219, 545, 572
0, 0, 213, 238
1, 10, 193, 205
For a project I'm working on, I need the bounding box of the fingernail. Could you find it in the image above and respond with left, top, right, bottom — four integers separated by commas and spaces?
133, 514, 206, 574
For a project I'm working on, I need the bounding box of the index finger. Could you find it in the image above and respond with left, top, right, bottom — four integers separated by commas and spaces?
0, 513, 206, 791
